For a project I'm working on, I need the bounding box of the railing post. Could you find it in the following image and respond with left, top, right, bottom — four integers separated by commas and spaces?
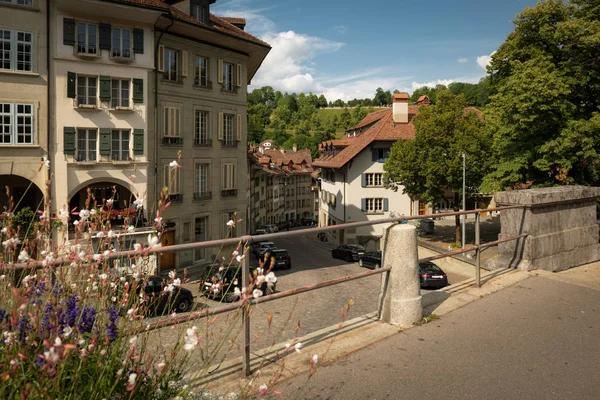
475, 211, 481, 288
241, 239, 251, 376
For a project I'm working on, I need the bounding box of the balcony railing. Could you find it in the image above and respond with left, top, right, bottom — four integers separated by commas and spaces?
168, 193, 183, 202
194, 138, 212, 147
221, 189, 237, 197
162, 136, 183, 145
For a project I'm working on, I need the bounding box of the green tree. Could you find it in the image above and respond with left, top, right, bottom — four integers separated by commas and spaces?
318, 94, 328, 108
384, 90, 490, 243
373, 87, 392, 106
339, 108, 352, 129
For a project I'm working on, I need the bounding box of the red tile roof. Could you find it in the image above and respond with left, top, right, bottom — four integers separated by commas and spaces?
393, 93, 409, 101
346, 108, 390, 132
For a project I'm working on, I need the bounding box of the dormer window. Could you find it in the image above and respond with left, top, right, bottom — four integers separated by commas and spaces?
191, 0, 210, 24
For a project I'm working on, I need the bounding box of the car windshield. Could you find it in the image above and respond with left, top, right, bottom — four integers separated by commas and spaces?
272, 250, 289, 258
261, 242, 276, 249
349, 245, 366, 251
420, 263, 443, 274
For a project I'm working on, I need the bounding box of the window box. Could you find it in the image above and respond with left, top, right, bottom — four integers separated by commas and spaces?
74, 102, 98, 110
162, 137, 182, 145
193, 192, 212, 201
221, 189, 237, 197
111, 106, 134, 113
194, 138, 212, 147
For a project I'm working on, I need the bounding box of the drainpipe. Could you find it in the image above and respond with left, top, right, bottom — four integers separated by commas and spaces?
153, 14, 174, 215
46, 0, 51, 192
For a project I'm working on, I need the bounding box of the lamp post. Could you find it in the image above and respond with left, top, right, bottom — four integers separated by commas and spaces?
462, 153, 466, 249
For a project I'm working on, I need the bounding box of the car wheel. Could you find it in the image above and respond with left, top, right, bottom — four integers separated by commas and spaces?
358, 259, 364, 267
374, 263, 380, 269
176, 298, 191, 313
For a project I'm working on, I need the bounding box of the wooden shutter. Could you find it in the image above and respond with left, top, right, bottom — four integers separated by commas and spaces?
158, 45, 165, 72
99, 76, 111, 101
181, 51, 188, 77
132, 78, 143, 103
99, 128, 111, 155
63, 18, 76, 46
217, 59, 223, 84
236, 114, 242, 141
133, 28, 144, 54
63, 127, 76, 154
67, 72, 77, 99
236, 64, 242, 87
361, 174, 367, 187
383, 198, 389, 212
361, 198, 366, 212
218, 112, 223, 140
99, 23, 111, 50
133, 129, 144, 155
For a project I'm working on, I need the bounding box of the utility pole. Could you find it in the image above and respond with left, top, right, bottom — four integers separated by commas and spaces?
462, 153, 466, 249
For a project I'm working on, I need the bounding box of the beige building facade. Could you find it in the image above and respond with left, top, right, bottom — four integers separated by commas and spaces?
0, 0, 49, 212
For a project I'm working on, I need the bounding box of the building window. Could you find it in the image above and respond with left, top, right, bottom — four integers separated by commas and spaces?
222, 163, 236, 190
365, 173, 383, 187
77, 76, 97, 106
164, 164, 181, 195
0, 29, 33, 72
222, 113, 234, 146
163, 48, 178, 82
0, 103, 33, 145
195, 163, 209, 198
194, 55, 208, 87
366, 198, 383, 213
77, 129, 97, 161
222, 62, 233, 91
76, 22, 98, 55
194, 110, 208, 145
111, 79, 130, 108
1, 0, 34, 5
111, 27, 131, 59
194, 216, 208, 261
191, 4, 209, 24
164, 107, 180, 137
111, 129, 129, 161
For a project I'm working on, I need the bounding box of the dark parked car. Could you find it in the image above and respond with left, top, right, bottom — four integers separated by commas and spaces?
137, 275, 194, 315
358, 250, 382, 269
332, 244, 366, 262
418, 262, 448, 288
199, 264, 276, 302
263, 249, 292, 269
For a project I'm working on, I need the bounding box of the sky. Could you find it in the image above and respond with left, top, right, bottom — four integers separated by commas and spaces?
213, 0, 540, 101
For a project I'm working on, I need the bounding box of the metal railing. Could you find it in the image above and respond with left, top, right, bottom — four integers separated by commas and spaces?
4, 205, 527, 377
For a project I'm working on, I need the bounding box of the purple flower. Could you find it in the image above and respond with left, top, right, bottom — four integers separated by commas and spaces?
41, 302, 53, 334
106, 306, 119, 342
17, 315, 30, 344
36, 355, 44, 368
51, 283, 63, 296
66, 293, 79, 327
0, 308, 6, 324
78, 306, 97, 334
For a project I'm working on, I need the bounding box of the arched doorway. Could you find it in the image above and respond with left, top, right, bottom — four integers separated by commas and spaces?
0, 174, 44, 215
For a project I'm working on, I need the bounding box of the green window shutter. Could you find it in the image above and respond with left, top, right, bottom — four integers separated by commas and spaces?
99, 76, 111, 102
67, 72, 76, 99
132, 78, 143, 103
99, 128, 111, 155
99, 23, 111, 50
63, 18, 75, 46
133, 129, 144, 155
133, 28, 144, 54
64, 127, 76, 154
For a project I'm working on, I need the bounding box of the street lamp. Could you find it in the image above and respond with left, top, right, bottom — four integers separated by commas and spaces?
462, 153, 466, 249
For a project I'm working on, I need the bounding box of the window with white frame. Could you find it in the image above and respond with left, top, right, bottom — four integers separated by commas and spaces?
163, 107, 180, 137
163, 48, 178, 81
194, 216, 208, 261
194, 110, 208, 145
0, 29, 33, 72
111, 79, 130, 108
222, 163, 236, 190
111, 27, 131, 59
164, 164, 181, 195
222, 61, 233, 91
76, 22, 98, 55
111, 129, 129, 161
195, 163, 209, 197
77, 128, 97, 161
366, 173, 383, 186
0, 103, 33, 145
366, 198, 383, 213
77, 76, 97, 106
222, 113, 234, 146
191, 4, 209, 24
195, 55, 208, 87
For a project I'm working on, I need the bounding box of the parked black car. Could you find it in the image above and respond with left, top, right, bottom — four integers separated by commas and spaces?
137, 275, 194, 315
263, 249, 292, 269
418, 262, 448, 288
199, 264, 276, 302
358, 250, 382, 269
332, 244, 366, 262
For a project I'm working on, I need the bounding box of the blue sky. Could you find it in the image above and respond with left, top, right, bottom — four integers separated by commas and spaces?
213, 0, 539, 101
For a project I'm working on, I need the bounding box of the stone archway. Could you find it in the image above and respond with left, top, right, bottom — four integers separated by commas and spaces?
0, 174, 44, 215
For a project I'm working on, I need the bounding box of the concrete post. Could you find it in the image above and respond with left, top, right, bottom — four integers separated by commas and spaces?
380, 224, 422, 327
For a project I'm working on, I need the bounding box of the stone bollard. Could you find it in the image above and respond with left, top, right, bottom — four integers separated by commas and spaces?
380, 224, 422, 327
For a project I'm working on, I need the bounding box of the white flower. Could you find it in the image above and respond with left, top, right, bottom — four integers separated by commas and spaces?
106, 198, 114, 206
103, 250, 110, 257
62, 326, 72, 337
129, 336, 138, 345
156, 362, 166, 370
258, 384, 268, 396
294, 342, 302, 353
90, 209, 97, 216
1, 227, 7, 234
39, 211, 47, 220
95, 231, 105, 238
169, 160, 179, 168
128, 373, 137, 385
92, 254, 102, 261
42, 157, 50, 169
73, 220, 79, 227
79, 209, 90, 220
236, 255, 245, 263
43, 347, 59, 364
58, 206, 69, 219
78, 250, 86, 260
107, 230, 115, 238
17, 250, 30, 262
132, 272, 139, 279
148, 235, 161, 249
312, 354, 319, 364
173, 278, 181, 286
253, 289, 263, 299
116, 368, 123, 376
183, 326, 199, 351
99, 273, 108, 280
0, 275, 5, 280
232, 250, 239, 257
266, 272, 277, 284
164, 284, 175, 292
255, 275, 266, 285
133, 197, 145, 210
226, 220, 235, 227
233, 287, 241, 297
154, 216, 163, 225
168, 270, 176, 279
133, 243, 142, 251
127, 225, 135, 233
257, 267, 264, 275
54, 337, 62, 347
42, 252, 56, 267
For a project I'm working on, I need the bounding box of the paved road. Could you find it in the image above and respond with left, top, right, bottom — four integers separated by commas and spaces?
269, 276, 600, 400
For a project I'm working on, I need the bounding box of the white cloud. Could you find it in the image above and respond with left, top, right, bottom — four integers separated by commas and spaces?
476, 51, 496, 71
334, 25, 347, 34
212, 0, 277, 35
458, 58, 469, 63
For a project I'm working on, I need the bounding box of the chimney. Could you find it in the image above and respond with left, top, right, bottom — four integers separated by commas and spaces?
292, 143, 297, 152
392, 93, 409, 123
